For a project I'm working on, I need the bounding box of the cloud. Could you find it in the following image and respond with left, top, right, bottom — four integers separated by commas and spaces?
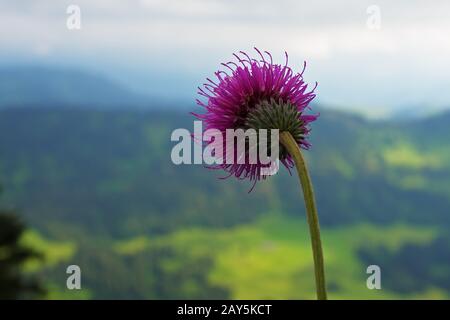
1, 0, 450, 110
2, 0, 450, 55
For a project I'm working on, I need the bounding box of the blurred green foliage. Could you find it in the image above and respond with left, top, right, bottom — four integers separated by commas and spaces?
1, 107, 450, 299
0, 188, 44, 299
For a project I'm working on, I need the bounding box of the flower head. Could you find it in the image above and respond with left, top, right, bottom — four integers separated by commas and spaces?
193, 48, 318, 186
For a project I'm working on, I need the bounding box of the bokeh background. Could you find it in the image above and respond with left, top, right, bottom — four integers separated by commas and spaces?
1, 0, 450, 299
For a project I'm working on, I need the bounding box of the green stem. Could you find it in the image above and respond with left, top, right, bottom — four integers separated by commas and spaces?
279, 131, 327, 300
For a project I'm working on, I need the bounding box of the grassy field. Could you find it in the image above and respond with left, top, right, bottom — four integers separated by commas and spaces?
112, 213, 444, 300
21, 212, 448, 299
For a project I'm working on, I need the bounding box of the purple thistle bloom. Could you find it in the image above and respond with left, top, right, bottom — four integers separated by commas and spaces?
193, 48, 318, 187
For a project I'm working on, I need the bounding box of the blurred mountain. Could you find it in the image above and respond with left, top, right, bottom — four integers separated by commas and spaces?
0, 66, 154, 109
1, 91, 450, 298
388, 104, 450, 122
1, 107, 450, 236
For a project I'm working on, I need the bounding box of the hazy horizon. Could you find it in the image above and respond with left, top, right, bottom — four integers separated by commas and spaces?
1, 1, 450, 117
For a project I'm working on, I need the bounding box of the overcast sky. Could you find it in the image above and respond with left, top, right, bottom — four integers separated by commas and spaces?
1, 0, 450, 116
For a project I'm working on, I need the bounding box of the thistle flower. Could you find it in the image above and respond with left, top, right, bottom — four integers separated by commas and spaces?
193, 48, 318, 185
192, 49, 327, 300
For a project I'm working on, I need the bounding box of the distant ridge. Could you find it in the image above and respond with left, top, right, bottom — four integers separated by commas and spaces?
0, 66, 155, 109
